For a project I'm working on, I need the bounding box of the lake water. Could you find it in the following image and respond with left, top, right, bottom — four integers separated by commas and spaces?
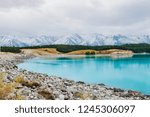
17, 54, 150, 95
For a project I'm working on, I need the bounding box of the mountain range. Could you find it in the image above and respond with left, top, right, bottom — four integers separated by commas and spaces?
0, 34, 150, 47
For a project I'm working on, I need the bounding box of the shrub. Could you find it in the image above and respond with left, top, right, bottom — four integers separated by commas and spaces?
91, 51, 96, 55
85, 51, 95, 55
85, 51, 91, 55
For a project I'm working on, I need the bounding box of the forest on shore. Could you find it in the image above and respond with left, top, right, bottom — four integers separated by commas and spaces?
1, 43, 150, 53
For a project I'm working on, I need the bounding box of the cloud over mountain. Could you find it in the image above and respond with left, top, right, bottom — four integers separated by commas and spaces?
0, 0, 150, 35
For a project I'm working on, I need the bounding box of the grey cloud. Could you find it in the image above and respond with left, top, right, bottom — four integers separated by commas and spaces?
61, 0, 150, 27
0, 0, 44, 8
110, 0, 150, 26
0, 0, 150, 35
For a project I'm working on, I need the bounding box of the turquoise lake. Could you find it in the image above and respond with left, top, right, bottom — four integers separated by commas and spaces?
17, 54, 150, 95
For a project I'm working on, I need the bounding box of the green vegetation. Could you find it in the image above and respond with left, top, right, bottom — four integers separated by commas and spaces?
91, 51, 96, 55
85, 51, 90, 55
1, 43, 150, 53
85, 51, 96, 55
1, 47, 21, 53
122, 44, 150, 53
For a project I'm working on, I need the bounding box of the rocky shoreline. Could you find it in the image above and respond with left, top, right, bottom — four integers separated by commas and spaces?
0, 53, 150, 100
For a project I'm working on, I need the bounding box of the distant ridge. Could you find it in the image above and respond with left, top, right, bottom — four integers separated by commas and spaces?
0, 34, 150, 47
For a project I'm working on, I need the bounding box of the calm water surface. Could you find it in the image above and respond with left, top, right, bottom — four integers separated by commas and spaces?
17, 54, 150, 95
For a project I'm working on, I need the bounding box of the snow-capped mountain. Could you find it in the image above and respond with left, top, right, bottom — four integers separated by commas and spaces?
0, 34, 150, 47
54, 34, 84, 45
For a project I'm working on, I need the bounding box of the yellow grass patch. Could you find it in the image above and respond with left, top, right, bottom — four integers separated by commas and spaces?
0, 73, 15, 99
0, 73, 25, 100
21, 48, 61, 56
67, 50, 99, 55
67, 49, 133, 55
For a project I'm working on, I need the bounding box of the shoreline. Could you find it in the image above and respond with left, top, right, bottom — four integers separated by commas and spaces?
0, 52, 150, 100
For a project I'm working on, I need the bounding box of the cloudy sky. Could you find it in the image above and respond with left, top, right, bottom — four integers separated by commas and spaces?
0, 0, 150, 36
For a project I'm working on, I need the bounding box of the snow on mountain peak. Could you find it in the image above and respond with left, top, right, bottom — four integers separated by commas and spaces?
0, 33, 150, 47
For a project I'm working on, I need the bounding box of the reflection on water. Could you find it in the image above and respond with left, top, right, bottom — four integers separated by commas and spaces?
17, 54, 150, 95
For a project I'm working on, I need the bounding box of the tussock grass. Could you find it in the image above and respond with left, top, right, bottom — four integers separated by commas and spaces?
14, 75, 40, 88
0, 72, 25, 100
0, 72, 16, 99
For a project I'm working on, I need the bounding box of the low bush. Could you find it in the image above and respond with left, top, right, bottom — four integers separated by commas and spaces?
85, 51, 91, 55
91, 51, 96, 55
85, 51, 96, 55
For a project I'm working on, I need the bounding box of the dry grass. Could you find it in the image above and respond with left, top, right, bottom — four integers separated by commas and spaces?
67, 50, 99, 55
38, 90, 55, 100
21, 48, 61, 56
14, 75, 25, 84
0, 73, 17, 99
73, 92, 94, 100
99, 49, 133, 54
0, 73, 25, 100
14, 75, 40, 88
67, 49, 133, 55
21, 48, 133, 56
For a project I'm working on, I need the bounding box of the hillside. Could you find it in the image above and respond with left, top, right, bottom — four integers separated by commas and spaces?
21, 48, 61, 56
67, 49, 133, 55
21, 48, 133, 56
